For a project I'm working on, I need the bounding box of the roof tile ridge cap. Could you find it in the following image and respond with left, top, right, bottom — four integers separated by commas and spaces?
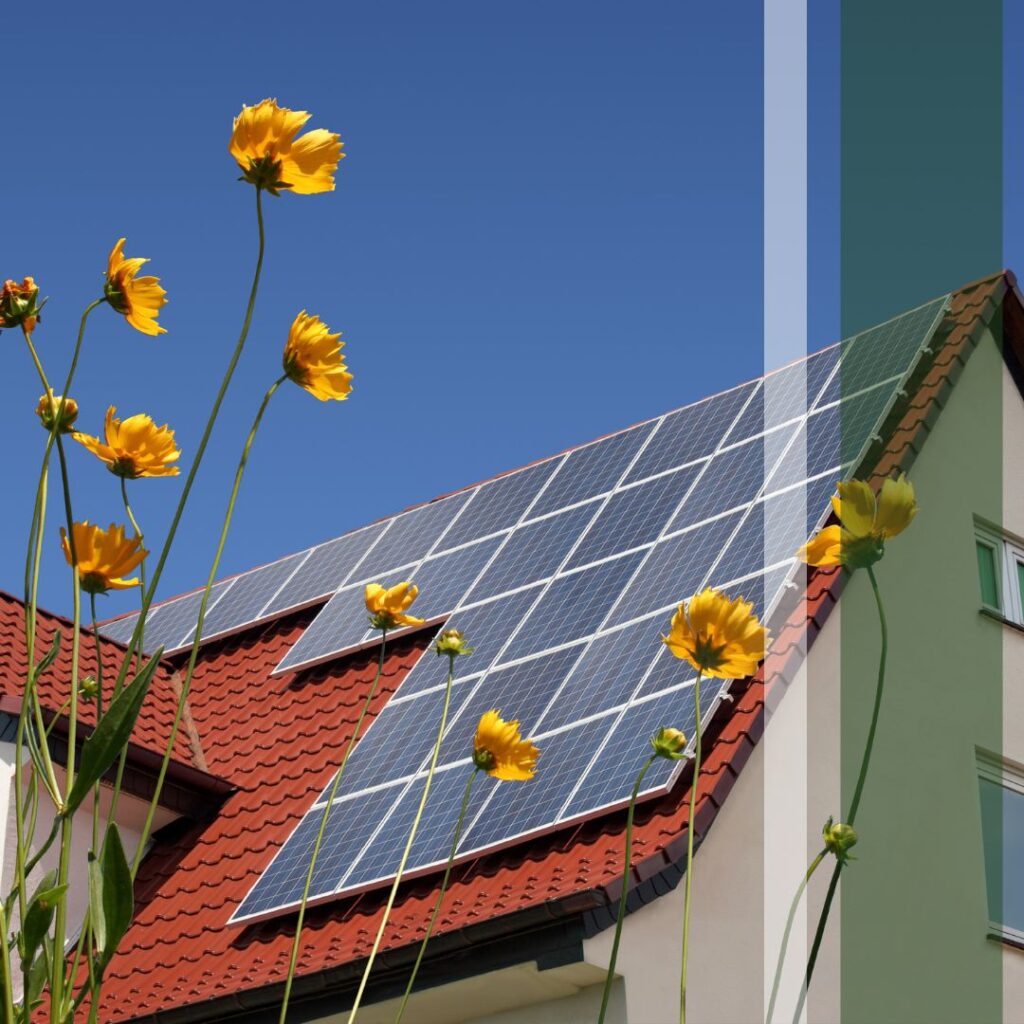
169, 669, 208, 773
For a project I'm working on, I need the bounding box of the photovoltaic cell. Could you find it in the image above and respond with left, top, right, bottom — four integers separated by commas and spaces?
233, 783, 405, 919
138, 581, 234, 652
607, 511, 743, 627
264, 523, 387, 615
190, 553, 306, 642
354, 493, 471, 581
561, 686, 696, 818
668, 424, 795, 532
406, 536, 503, 620
624, 381, 757, 484
394, 588, 543, 698
529, 423, 656, 518
440, 460, 561, 550
342, 763, 493, 889
100, 612, 141, 646
468, 503, 597, 603
509, 552, 645, 660
566, 465, 701, 570
536, 618, 665, 733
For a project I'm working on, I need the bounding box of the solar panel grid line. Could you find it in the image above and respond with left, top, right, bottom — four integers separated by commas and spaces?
254, 545, 314, 620
161, 576, 239, 652
322, 414, 676, 891
454, 379, 764, 851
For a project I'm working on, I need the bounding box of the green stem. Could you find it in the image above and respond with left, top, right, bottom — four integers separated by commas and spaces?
130, 374, 285, 878
393, 768, 479, 1024
0, 898, 16, 1024
120, 476, 147, 674
110, 186, 266, 700
765, 849, 826, 1024
89, 592, 105, 852
597, 754, 656, 1024
50, 567, 82, 1023
679, 671, 703, 1024
278, 634, 390, 1024
22, 329, 52, 396
794, 565, 888, 1022
347, 655, 459, 1024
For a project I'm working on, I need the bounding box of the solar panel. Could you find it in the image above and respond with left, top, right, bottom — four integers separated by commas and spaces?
152, 291, 949, 925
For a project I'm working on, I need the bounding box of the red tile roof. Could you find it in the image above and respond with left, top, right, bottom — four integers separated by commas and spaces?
16, 271, 1022, 1021
0, 590, 204, 775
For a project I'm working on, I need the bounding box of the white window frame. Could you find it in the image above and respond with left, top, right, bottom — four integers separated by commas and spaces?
974, 520, 1024, 626
977, 749, 1024, 947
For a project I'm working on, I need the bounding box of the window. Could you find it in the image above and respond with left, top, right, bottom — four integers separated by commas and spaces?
978, 751, 1024, 945
974, 521, 1024, 625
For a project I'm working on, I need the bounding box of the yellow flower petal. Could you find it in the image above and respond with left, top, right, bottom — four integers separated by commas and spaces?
73, 406, 180, 479
105, 238, 167, 336
282, 310, 353, 402
61, 522, 147, 595
799, 524, 844, 566
834, 479, 876, 540
874, 473, 917, 539
473, 710, 539, 780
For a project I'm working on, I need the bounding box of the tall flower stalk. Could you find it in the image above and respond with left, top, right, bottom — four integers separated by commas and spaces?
347, 628, 471, 1024
785, 475, 917, 1023
662, 588, 767, 1024
394, 703, 538, 1024
597, 726, 688, 1024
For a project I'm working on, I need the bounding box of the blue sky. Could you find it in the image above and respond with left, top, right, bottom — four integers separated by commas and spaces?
2, 1, 1018, 619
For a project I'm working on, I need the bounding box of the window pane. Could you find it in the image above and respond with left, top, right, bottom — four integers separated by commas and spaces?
976, 541, 1000, 609
1017, 560, 1024, 618
979, 777, 1024, 932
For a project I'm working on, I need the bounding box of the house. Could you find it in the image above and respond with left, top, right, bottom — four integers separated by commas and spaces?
2, 271, 1023, 1022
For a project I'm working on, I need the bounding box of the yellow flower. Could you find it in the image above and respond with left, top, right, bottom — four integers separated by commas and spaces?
472, 710, 540, 780
800, 474, 918, 570
61, 522, 147, 594
662, 587, 767, 680
650, 726, 688, 761
282, 311, 352, 401
36, 394, 79, 434
434, 628, 473, 658
365, 581, 425, 631
1, 277, 44, 333
73, 406, 181, 479
104, 238, 167, 336
229, 99, 343, 195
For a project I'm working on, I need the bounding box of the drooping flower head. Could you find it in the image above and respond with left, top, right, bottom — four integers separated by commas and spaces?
473, 710, 539, 781
36, 394, 79, 434
365, 582, 424, 631
61, 522, 147, 594
822, 816, 858, 864
650, 726, 689, 761
434, 628, 473, 659
104, 238, 167, 336
800, 474, 917, 570
1, 277, 44, 334
73, 406, 181, 479
662, 587, 767, 679
282, 311, 352, 401
229, 99, 343, 195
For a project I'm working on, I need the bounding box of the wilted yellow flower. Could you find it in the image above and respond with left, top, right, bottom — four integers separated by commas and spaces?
229, 99, 343, 195
800, 474, 917, 570
282, 311, 352, 401
1, 277, 43, 333
73, 406, 180, 479
104, 238, 167, 336
822, 817, 858, 863
36, 394, 79, 434
650, 726, 688, 761
434, 628, 473, 658
663, 587, 767, 680
473, 710, 539, 781
365, 582, 424, 631
61, 522, 147, 594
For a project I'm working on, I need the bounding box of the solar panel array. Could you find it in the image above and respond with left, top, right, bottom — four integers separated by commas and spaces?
218, 294, 950, 922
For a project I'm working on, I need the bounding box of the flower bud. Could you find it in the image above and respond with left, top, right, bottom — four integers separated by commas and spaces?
650, 726, 688, 760
36, 394, 79, 434
434, 628, 473, 658
822, 817, 858, 863
79, 676, 99, 701
0, 277, 44, 333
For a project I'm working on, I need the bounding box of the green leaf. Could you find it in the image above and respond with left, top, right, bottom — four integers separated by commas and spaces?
26, 934, 52, 1010
35, 631, 61, 679
20, 870, 65, 967
63, 648, 163, 817
90, 824, 132, 970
